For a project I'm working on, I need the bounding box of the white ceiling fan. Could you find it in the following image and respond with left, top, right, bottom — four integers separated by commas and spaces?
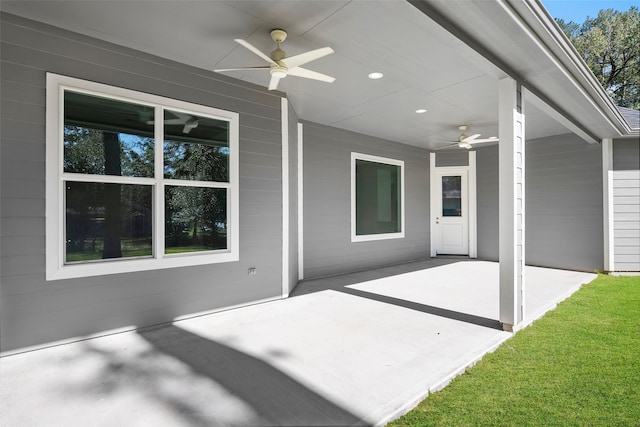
215, 29, 335, 91
435, 125, 499, 150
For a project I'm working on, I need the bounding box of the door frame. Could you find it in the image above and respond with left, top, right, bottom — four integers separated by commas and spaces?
429, 152, 477, 258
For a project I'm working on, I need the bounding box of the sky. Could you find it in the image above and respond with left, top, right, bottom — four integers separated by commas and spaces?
543, 0, 639, 23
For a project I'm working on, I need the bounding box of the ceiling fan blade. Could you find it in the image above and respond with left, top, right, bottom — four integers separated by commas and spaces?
469, 140, 499, 147
470, 137, 499, 144
163, 119, 186, 125
282, 47, 334, 69
234, 39, 277, 65
287, 67, 335, 83
462, 133, 481, 143
214, 66, 270, 72
268, 75, 281, 91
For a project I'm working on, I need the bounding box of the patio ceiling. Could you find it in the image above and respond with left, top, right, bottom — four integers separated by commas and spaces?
1, 0, 573, 149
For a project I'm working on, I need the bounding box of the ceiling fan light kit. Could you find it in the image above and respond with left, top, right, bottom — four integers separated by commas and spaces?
215, 29, 335, 91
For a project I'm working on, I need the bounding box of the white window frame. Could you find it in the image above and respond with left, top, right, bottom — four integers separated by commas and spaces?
351, 152, 405, 242
46, 73, 239, 280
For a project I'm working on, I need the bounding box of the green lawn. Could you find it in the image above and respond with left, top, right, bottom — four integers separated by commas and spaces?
388, 274, 640, 427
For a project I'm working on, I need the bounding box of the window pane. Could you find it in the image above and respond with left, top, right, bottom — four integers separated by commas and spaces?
442, 175, 462, 217
355, 159, 401, 235
64, 91, 154, 177
163, 110, 229, 182
65, 182, 152, 263
165, 186, 227, 253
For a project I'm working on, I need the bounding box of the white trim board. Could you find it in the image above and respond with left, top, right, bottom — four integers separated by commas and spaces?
602, 138, 614, 271
281, 97, 290, 298
297, 122, 304, 281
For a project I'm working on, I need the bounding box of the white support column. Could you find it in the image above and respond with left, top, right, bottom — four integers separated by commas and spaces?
499, 78, 525, 331
602, 138, 614, 272
298, 123, 304, 281
469, 150, 477, 259
281, 98, 290, 298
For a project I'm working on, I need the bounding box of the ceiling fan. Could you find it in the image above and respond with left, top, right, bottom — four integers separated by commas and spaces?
141, 111, 199, 134
435, 125, 499, 150
214, 29, 335, 91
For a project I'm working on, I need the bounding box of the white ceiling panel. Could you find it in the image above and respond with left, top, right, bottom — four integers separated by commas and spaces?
221, 0, 350, 36
1, 0, 578, 147
352, 87, 482, 133
2, 1, 263, 71
429, 75, 499, 122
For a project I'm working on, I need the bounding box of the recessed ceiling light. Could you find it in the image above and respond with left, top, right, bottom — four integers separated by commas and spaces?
415, 109, 427, 114
368, 72, 384, 79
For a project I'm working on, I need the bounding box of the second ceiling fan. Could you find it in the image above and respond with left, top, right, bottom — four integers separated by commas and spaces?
436, 125, 499, 150
215, 29, 335, 91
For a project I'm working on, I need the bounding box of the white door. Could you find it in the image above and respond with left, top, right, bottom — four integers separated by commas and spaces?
434, 170, 469, 255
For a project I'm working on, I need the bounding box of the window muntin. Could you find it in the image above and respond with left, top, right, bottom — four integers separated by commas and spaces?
47, 74, 239, 280
351, 153, 405, 242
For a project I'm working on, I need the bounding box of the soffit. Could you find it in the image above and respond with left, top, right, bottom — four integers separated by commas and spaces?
417, 0, 629, 139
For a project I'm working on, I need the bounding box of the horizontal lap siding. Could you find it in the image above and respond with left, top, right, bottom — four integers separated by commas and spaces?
525, 134, 603, 271
613, 140, 640, 171
302, 121, 429, 279
476, 145, 499, 260
0, 13, 283, 352
476, 134, 604, 271
613, 170, 640, 271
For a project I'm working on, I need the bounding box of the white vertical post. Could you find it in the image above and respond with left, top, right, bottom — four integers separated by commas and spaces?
298, 123, 304, 281
281, 98, 290, 298
469, 150, 477, 259
499, 78, 525, 331
429, 153, 437, 257
602, 138, 614, 272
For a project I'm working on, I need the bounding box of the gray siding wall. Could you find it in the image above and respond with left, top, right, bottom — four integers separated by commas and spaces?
476, 145, 499, 260
612, 170, 640, 271
435, 151, 469, 167
0, 13, 284, 352
302, 121, 429, 279
613, 139, 640, 170
526, 134, 603, 270
475, 134, 604, 271
287, 101, 299, 291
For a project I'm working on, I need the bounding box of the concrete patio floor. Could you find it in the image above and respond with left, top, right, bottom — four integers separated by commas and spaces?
0, 260, 596, 426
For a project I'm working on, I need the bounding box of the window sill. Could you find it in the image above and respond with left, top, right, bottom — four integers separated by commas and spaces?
351, 232, 405, 243
46, 251, 239, 281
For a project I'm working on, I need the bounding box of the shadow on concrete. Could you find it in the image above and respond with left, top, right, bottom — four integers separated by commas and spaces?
339, 287, 503, 330
292, 257, 471, 297
292, 257, 501, 329
137, 325, 370, 427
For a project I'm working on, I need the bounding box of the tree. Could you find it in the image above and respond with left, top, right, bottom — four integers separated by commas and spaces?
556, 7, 640, 109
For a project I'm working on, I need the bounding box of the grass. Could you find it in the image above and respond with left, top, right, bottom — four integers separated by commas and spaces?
388, 274, 640, 427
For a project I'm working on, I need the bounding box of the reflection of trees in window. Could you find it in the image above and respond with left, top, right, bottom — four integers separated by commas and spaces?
64, 126, 154, 177
165, 187, 227, 253
65, 182, 152, 262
